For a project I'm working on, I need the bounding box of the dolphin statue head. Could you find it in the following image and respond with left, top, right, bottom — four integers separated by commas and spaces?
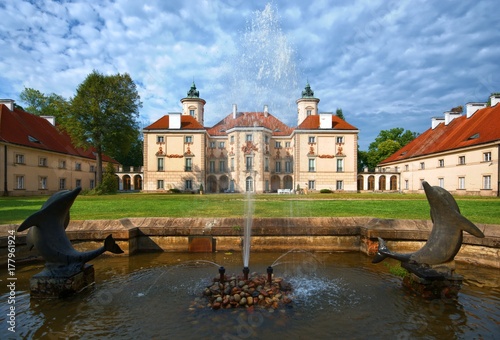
372, 181, 484, 266
18, 187, 123, 277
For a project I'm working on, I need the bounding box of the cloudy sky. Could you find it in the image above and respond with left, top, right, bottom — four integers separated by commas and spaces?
1, 0, 499, 149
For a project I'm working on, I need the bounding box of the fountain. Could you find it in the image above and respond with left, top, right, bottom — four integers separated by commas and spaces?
1, 3, 499, 339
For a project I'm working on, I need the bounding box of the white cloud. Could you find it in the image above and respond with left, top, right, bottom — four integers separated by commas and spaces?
1, 0, 499, 149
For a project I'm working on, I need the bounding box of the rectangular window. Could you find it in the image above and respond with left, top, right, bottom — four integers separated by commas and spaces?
285, 142, 291, 148
219, 160, 225, 172
157, 158, 164, 171
246, 157, 253, 171
458, 177, 465, 190
336, 159, 344, 172
246, 134, 253, 142
39, 176, 48, 190
275, 141, 281, 148
59, 178, 66, 190
230, 135, 235, 144
307, 109, 312, 116
39, 157, 47, 167
264, 135, 269, 144
157, 136, 164, 143
336, 180, 343, 190
230, 158, 235, 171
404, 180, 409, 190
308, 136, 315, 144
185, 158, 192, 172
90, 179, 95, 189
484, 152, 492, 162
219, 141, 225, 149
336, 136, 344, 144
285, 161, 292, 173
209, 160, 216, 173
185, 180, 192, 190
210, 141, 216, 148
185, 136, 193, 144
157, 180, 164, 189
189, 109, 195, 116
16, 175, 24, 189
308, 180, 315, 190
483, 175, 491, 190
90, 165, 96, 172
75, 162, 82, 171
438, 178, 444, 188
15, 154, 25, 164
308, 159, 315, 172
264, 158, 269, 172
59, 160, 66, 169
405, 165, 409, 171
458, 156, 465, 165
76, 179, 81, 187
438, 159, 444, 168
275, 161, 281, 173
419, 162, 425, 170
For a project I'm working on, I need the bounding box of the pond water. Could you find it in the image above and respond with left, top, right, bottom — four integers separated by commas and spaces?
1, 252, 499, 339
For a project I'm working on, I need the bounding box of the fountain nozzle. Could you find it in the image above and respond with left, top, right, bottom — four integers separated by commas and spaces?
243, 266, 250, 281
219, 266, 225, 284
267, 266, 273, 284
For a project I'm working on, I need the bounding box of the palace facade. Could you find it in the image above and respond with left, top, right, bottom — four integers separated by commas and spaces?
368, 93, 500, 196
143, 83, 359, 193
0, 99, 117, 196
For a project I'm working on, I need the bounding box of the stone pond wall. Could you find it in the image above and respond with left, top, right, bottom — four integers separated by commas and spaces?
1, 217, 499, 268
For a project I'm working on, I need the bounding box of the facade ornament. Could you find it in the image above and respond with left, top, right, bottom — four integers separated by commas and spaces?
242, 140, 258, 154
156, 146, 165, 156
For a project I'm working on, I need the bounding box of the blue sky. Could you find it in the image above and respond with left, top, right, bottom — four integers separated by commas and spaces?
1, 0, 499, 149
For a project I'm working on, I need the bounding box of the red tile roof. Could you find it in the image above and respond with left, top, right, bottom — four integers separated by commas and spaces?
0, 104, 117, 163
207, 112, 294, 136
297, 114, 358, 130
380, 104, 500, 164
144, 115, 205, 130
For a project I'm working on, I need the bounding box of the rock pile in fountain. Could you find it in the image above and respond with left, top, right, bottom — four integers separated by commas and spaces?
200, 272, 293, 310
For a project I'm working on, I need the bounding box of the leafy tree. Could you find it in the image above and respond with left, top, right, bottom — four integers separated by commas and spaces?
364, 127, 418, 170
19, 87, 68, 119
335, 108, 345, 120
100, 162, 119, 194
114, 137, 143, 168
64, 70, 142, 184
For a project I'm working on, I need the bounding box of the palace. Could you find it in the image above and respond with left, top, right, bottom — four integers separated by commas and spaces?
142, 83, 359, 193
364, 93, 500, 196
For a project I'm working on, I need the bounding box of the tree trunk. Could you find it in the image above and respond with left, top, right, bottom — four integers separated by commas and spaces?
96, 149, 103, 185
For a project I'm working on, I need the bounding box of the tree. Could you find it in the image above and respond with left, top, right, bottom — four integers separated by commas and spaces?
335, 108, 345, 120
65, 70, 142, 185
364, 127, 418, 170
19, 87, 68, 119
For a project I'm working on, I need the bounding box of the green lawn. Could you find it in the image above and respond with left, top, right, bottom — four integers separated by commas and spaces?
0, 192, 499, 225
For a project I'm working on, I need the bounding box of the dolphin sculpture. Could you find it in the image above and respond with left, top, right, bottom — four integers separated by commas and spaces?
18, 187, 123, 276
372, 181, 484, 265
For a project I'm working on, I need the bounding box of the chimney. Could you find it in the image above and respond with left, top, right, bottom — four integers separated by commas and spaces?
0, 99, 15, 111
431, 117, 444, 129
169, 112, 181, 129
490, 93, 500, 107
232, 104, 237, 119
41, 116, 56, 126
465, 102, 487, 118
264, 104, 268, 117
319, 113, 332, 129
444, 111, 461, 125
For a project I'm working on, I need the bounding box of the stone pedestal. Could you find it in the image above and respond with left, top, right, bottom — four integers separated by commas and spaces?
401, 262, 463, 299
30, 264, 95, 298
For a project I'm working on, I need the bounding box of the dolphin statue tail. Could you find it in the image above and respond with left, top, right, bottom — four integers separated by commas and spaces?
371, 237, 411, 263
104, 234, 124, 254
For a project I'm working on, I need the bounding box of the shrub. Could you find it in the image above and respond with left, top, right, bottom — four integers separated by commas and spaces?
320, 189, 333, 193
